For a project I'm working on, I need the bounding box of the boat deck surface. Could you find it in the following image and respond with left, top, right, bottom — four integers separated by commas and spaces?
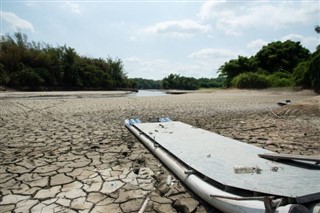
133, 121, 320, 203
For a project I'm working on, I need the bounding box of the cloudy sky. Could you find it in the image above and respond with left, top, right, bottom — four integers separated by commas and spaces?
1, 0, 319, 79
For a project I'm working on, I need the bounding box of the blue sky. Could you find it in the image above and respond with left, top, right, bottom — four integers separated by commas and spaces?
1, 0, 319, 79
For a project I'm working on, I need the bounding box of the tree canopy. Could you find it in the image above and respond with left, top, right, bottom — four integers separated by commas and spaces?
0, 33, 133, 90
162, 74, 199, 90
218, 56, 257, 87
255, 40, 310, 73
218, 39, 319, 92
1, 32, 318, 92
131, 78, 161, 89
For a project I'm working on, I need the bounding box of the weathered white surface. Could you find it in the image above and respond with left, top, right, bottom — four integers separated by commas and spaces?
134, 121, 320, 202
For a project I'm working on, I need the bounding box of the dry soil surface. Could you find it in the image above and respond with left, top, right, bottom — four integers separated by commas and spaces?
0, 89, 319, 213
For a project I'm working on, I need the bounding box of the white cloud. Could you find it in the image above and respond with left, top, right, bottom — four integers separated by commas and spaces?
124, 57, 173, 79
188, 48, 237, 59
1, 11, 35, 32
247, 39, 268, 50
197, 0, 227, 20
125, 57, 141, 63
62, 2, 81, 14
199, 1, 320, 35
24, 1, 39, 8
144, 19, 211, 38
187, 48, 241, 77
129, 36, 137, 42
246, 35, 318, 53
281, 34, 319, 50
124, 48, 239, 79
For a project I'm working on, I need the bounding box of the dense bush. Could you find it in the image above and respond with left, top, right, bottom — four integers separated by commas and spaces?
293, 49, 320, 92
293, 61, 311, 88
231, 72, 270, 89
198, 77, 224, 88
255, 40, 310, 73
131, 78, 161, 89
267, 72, 294, 87
218, 56, 257, 87
309, 50, 320, 93
129, 77, 223, 90
162, 74, 199, 90
0, 33, 132, 90
18, 68, 45, 88
0, 63, 9, 85
219, 37, 319, 93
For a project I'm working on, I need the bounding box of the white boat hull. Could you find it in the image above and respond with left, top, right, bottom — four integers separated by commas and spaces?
125, 119, 319, 213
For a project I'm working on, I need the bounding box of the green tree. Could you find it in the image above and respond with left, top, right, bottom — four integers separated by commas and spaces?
315, 25, 320, 51
310, 26, 320, 92
43, 46, 64, 86
293, 26, 320, 92
131, 78, 161, 89
315, 25, 320, 34
293, 61, 311, 88
62, 47, 81, 87
18, 67, 45, 89
107, 58, 127, 88
255, 40, 310, 73
162, 74, 199, 90
198, 77, 223, 88
308, 50, 320, 93
0, 63, 10, 85
231, 72, 270, 89
218, 56, 257, 87
0, 34, 23, 73
266, 72, 294, 87
0, 33, 133, 90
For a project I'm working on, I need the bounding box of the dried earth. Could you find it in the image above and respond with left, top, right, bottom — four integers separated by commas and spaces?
0, 89, 319, 213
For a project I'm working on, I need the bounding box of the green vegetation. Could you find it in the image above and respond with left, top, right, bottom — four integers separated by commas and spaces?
161, 74, 223, 90
0, 33, 133, 90
255, 40, 310, 73
307, 49, 320, 93
231, 73, 269, 89
219, 40, 310, 88
198, 77, 224, 88
219, 34, 319, 93
162, 74, 199, 90
0, 33, 222, 91
1, 29, 318, 92
130, 76, 223, 90
218, 56, 257, 87
130, 78, 161, 89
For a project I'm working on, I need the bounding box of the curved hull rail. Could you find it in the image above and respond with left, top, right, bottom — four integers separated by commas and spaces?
125, 119, 319, 213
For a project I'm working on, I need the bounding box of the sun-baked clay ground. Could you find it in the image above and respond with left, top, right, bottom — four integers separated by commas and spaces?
0, 89, 319, 213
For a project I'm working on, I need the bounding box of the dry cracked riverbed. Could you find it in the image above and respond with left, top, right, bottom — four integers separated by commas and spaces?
0, 89, 319, 213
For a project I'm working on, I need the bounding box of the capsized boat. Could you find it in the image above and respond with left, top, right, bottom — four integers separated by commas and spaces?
125, 118, 320, 213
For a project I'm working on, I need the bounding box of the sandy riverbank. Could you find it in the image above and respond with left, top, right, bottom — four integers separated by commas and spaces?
0, 90, 133, 99
0, 89, 319, 212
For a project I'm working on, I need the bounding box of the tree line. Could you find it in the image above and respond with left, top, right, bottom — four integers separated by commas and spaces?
0, 33, 224, 91
131, 75, 223, 90
218, 27, 320, 93
161, 74, 223, 90
1, 31, 318, 92
0, 33, 134, 90
130, 78, 162, 89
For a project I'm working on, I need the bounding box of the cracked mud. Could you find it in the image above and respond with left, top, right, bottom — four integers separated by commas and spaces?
1, 89, 319, 213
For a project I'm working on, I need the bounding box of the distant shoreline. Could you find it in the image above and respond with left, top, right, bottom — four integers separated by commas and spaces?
0, 90, 134, 100
1, 88, 317, 100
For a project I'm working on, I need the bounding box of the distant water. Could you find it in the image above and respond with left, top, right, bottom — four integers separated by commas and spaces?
0, 90, 168, 100
127, 90, 168, 97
